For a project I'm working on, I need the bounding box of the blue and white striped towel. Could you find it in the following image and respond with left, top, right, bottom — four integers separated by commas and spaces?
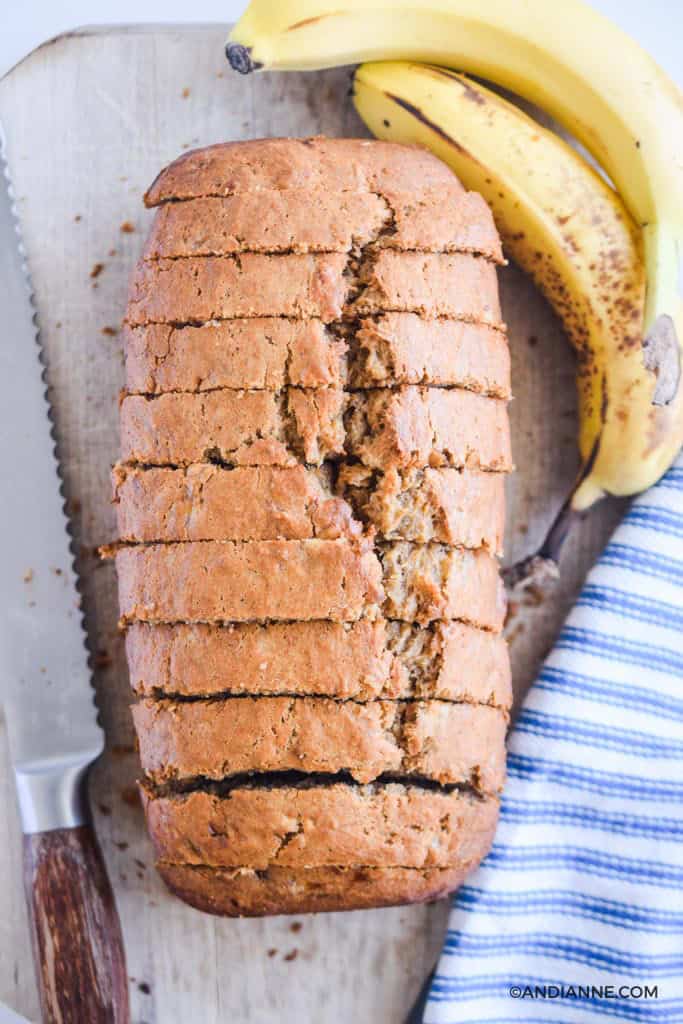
424, 455, 683, 1023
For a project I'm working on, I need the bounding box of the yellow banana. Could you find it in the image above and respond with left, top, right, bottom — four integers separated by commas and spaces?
352, 62, 670, 510
227, 0, 683, 503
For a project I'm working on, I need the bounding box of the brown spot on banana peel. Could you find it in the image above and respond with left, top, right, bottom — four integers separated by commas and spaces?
423, 67, 487, 106
384, 93, 486, 167
642, 314, 681, 405
287, 14, 333, 31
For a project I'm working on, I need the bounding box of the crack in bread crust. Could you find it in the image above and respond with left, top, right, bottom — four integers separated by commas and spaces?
115, 540, 504, 631
141, 190, 503, 262
123, 314, 510, 397
112, 463, 505, 551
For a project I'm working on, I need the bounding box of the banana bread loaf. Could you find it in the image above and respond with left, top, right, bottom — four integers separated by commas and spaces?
115, 137, 511, 917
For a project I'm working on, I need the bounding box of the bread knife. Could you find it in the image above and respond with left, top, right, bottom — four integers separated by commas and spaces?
0, 126, 129, 1023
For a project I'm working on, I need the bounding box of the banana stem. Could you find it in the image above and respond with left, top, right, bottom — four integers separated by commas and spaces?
502, 500, 581, 590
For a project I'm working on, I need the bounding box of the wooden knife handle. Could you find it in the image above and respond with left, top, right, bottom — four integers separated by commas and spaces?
23, 825, 130, 1024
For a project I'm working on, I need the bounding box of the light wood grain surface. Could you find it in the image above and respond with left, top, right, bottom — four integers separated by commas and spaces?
0, 25, 625, 1024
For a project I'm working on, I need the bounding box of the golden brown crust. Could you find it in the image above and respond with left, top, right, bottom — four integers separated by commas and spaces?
120, 386, 510, 471
338, 465, 505, 552
144, 138, 461, 205
115, 539, 383, 625
113, 464, 360, 543
125, 620, 512, 706
346, 387, 512, 472
155, 862, 474, 916
142, 189, 502, 260
133, 697, 507, 790
142, 191, 390, 257
350, 313, 510, 397
141, 783, 499, 869
379, 190, 503, 261
119, 389, 346, 467
112, 463, 503, 550
115, 540, 502, 630
126, 252, 501, 328
118, 139, 510, 917
126, 254, 350, 325
379, 543, 506, 631
351, 252, 502, 324
123, 320, 347, 393
123, 315, 509, 396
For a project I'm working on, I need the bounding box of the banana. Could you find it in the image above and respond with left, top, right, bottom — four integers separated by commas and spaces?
352, 62, 669, 510
226, 0, 683, 504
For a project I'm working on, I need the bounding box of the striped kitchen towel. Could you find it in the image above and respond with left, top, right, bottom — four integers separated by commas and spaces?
424, 455, 683, 1023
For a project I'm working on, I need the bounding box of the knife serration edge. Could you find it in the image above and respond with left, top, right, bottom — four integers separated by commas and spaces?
0, 124, 103, 833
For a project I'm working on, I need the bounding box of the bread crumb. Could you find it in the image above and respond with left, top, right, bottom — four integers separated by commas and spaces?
181, 87, 191, 98
74, 214, 82, 222
23, 569, 33, 583
90, 262, 104, 279
284, 950, 298, 962
138, 982, 151, 995
267, 949, 277, 958
101, 326, 119, 337
290, 922, 302, 933
120, 221, 135, 233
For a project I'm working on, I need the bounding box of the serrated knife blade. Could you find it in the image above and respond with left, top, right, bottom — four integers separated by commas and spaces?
0, 127, 129, 1023
0, 128, 102, 832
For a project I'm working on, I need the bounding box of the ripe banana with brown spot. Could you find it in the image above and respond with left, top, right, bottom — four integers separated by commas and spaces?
226, 0, 683, 506
352, 62, 671, 511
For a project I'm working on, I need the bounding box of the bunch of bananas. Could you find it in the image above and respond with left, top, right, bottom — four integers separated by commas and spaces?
226, 0, 683, 520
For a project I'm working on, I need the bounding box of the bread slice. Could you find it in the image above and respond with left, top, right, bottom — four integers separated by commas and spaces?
378, 190, 503, 260
143, 191, 391, 257
126, 254, 350, 325
350, 251, 502, 323
338, 465, 505, 551
120, 386, 510, 471
133, 698, 507, 790
123, 314, 509, 396
155, 862, 473, 916
112, 463, 504, 550
119, 388, 346, 467
379, 543, 505, 630
140, 782, 499, 869
349, 313, 510, 396
115, 540, 503, 630
125, 620, 512, 706
123, 320, 347, 393
113, 464, 360, 543
144, 138, 460, 204
346, 387, 512, 471
115, 538, 383, 625
142, 189, 502, 260
126, 252, 501, 327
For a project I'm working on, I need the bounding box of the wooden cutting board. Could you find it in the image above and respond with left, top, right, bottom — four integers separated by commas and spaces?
0, 25, 625, 1023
